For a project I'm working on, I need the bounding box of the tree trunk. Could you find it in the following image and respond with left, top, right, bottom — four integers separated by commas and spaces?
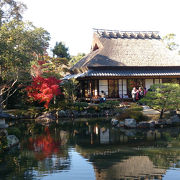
0, 88, 3, 113
160, 109, 164, 119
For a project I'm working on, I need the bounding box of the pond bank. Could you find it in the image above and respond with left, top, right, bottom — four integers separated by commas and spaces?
3, 102, 180, 130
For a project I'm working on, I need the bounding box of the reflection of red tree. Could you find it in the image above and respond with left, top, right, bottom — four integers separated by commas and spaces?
28, 127, 61, 160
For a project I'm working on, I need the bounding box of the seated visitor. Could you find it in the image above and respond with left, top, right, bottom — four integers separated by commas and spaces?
100, 90, 106, 103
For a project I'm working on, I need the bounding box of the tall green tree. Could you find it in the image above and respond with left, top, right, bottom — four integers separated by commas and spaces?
140, 83, 180, 119
62, 78, 79, 103
70, 53, 85, 67
0, 20, 50, 110
52, 42, 70, 60
0, 0, 26, 26
31, 55, 69, 79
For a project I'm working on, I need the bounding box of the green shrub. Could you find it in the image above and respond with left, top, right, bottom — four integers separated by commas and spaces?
105, 101, 120, 107
98, 103, 111, 110
115, 111, 131, 120
72, 102, 88, 111
87, 105, 99, 113
98, 100, 120, 110
115, 109, 148, 122
129, 110, 148, 122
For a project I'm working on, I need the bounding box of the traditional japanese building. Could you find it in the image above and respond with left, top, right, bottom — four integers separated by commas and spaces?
67, 29, 180, 99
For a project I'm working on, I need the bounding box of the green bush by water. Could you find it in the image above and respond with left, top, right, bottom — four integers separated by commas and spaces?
98, 101, 120, 110
115, 103, 148, 122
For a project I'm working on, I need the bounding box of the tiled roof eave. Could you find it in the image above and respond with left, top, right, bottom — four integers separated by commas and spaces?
86, 70, 180, 77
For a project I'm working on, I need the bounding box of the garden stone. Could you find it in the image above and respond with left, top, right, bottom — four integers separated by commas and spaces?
66, 110, 78, 118
124, 118, 136, 128
72, 110, 79, 117
58, 110, 67, 117
165, 119, 172, 125
0, 129, 8, 136
65, 110, 72, 117
105, 110, 110, 116
7, 135, 19, 148
0, 112, 12, 119
124, 129, 136, 137
170, 110, 177, 116
137, 121, 150, 128
80, 111, 88, 117
171, 115, 180, 124
155, 120, 166, 128
156, 120, 166, 125
142, 106, 150, 110
36, 112, 56, 124
119, 121, 125, 127
0, 119, 8, 129
149, 120, 155, 128
111, 118, 119, 126
86, 113, 92, 118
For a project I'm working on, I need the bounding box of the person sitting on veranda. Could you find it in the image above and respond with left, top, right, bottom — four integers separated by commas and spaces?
100, 90, 106, 103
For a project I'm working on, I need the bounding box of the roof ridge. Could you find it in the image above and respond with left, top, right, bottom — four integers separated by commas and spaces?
93, 28, 160, 39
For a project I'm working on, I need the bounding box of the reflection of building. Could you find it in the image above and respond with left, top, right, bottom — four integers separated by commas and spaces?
100, 128, 109, 144
76, 143, 167, 180
75, 126, 171, 179
77, 125, 164, 146
94, 156, 166, 180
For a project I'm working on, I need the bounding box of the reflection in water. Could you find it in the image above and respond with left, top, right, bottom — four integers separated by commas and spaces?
1, 121, 180, 179
94, 156, 165, 180
35, 148, 95, 180
28, 127, 61, 160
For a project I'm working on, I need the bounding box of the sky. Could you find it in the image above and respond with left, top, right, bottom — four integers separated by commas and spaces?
21, 0, 180, 56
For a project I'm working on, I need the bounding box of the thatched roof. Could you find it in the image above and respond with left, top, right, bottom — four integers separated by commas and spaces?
71, 29, 180, 73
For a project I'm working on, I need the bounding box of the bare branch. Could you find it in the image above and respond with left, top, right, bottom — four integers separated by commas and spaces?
1, 87, 18, 105
1, 78, 18, 95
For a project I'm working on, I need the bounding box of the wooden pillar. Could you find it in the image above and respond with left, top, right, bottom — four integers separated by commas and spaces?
97, 80, 99, 96
122, 79, 123, 99
89, 80, 92, 98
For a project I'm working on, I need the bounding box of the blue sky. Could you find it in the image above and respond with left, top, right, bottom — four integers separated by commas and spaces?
22, 0, 180, 55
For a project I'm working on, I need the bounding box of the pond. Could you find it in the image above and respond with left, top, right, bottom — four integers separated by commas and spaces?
1, 120, 180, 180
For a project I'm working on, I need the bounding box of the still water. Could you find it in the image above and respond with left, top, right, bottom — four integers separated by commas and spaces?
1, 120, 180, 180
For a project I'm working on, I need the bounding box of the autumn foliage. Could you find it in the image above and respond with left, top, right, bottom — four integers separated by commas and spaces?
26, 76, 61, 108
28, 127, 61, 160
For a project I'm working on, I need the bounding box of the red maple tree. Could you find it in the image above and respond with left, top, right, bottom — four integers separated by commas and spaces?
26, 76, 61, 108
